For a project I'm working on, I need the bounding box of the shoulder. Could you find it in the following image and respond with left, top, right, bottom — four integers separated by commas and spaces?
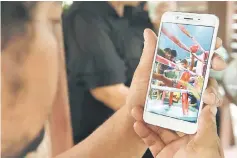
63, 12, 110, 50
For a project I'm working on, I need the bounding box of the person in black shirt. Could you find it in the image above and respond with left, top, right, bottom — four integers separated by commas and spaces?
63, 1, 140, 144
122, 2, 154, 87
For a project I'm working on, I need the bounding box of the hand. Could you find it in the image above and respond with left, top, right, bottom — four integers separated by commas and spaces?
126, 28, 227, 158
132, 105, 224, 158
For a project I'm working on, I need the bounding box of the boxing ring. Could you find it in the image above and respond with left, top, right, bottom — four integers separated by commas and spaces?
146, 99, 199, 122
151, 85, 190, 93
148, 24, 207, 120
148, 82, 199, 122
161, 24, 211, 75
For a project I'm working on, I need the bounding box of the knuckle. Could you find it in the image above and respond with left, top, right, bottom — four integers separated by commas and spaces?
215, 92, 223, 106
145, 135, 157, 147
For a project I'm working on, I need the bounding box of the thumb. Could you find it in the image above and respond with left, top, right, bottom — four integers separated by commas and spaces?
126, 29, 157, 107
132, 28, 157, 82
139, 29, 157, 68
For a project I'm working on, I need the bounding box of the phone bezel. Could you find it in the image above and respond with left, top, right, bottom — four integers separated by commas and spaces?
143, 12, 219, 134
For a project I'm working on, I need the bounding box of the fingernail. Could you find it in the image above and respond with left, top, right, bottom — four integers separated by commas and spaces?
210, 106, 217, 115
133, 122, 136, 128
131, 108, 135, 117
131, 108, 138, 119
202, 91, 208, 100
143, 29, 149, 48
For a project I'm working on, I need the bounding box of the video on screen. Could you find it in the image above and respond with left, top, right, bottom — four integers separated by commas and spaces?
146, 23, 214, 123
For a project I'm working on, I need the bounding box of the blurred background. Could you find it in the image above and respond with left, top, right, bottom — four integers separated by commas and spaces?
63, 1, 237, 157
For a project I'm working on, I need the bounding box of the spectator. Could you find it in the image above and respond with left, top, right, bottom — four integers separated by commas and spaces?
148, 1, 177, 30
158, 48, 172, 74
171, 49, 177, 62
122, 1, 154, 86
63, 1, 140, 144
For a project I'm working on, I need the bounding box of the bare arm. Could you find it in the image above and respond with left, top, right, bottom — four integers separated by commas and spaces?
152, 73, 173, 87
49, 66, 73, 156
55, 105, 147, 158
55, 29, 158, 158
49, 24, 73, 156
189, 54, 195, 71
90, 84, 129, 111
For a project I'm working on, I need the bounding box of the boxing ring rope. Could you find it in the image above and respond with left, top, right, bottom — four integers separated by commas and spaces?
161, 27, 205, 63
151, 85, 190, 93
151, 79, 200, 100
154, 53, 201, 100
156, 55, 197, 76
175, 24, 210, 76
151, 24, 206, 114
177, 24, 206, 53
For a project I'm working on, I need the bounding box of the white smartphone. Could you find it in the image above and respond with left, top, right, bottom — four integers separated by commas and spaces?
143, 12, 219, 134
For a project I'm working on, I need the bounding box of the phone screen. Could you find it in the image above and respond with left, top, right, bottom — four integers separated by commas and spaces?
146, 22, 215, 123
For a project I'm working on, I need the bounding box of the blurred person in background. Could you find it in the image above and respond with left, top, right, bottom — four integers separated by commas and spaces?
210, 46, 237, 156
63, 1, 140, 145
2, 1, 228, 158
121, 1, 176, 87
222, 57, 237, 157
122, 1, 154, 87
148, 1, 177, 31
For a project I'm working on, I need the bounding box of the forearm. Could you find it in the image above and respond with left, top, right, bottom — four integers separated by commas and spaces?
106, 88, 129, 111
91, 84, 129, 111
56, 105, 147, 158
153, 73, 173, 87
190, 54, 195, 71
49, 40, 73, 156
49, 93, 73, 156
